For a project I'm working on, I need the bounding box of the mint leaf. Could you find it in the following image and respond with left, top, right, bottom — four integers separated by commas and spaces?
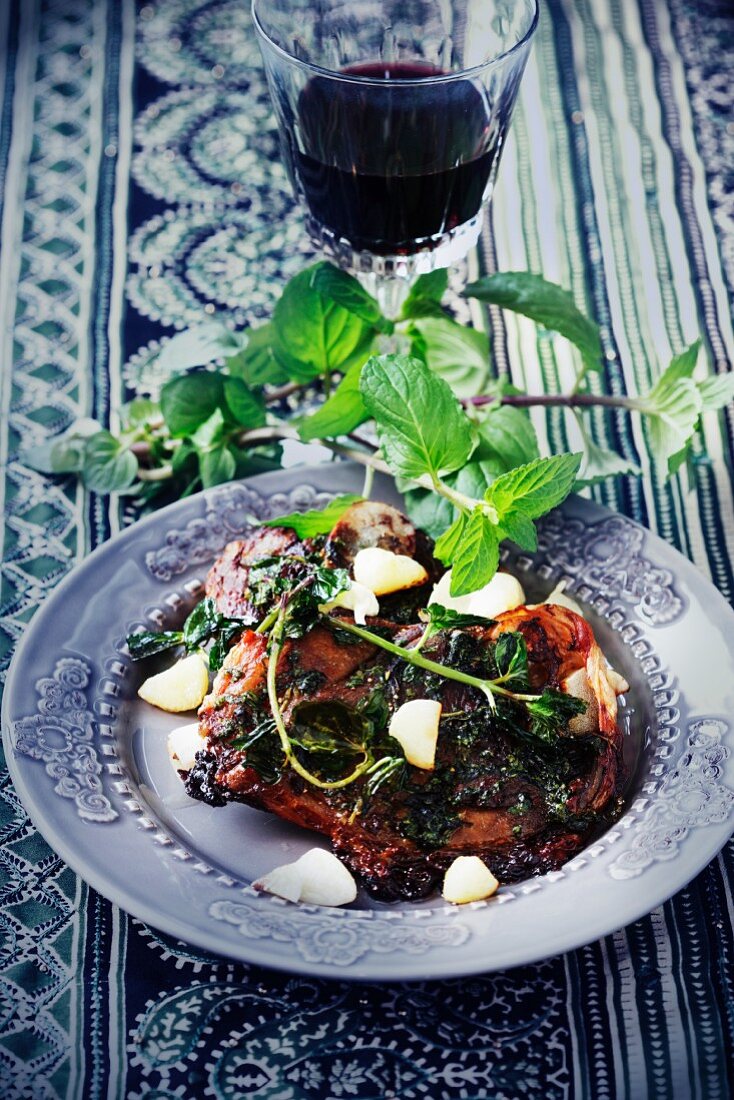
272, 263, 373, 382
360, 354, 475, 481
494, 632, 529, 687
20, 418, 102, 475
409, 315, 489, 397
698, 373, 734, 412
576, 435, 640, 487
182, 597, 227, 648
230, 444, 283, 480
123, 398, 159, 429
450, 460, 505, 501
310, 566, 351, 604
476, 404, 540, 470
182, 597, 246, 664
190, 408, 235, 488
363, 757, 407, 800
450, 509, 499, 596
155, 322, 243, 373
222, 377, 266, 428
645, 381, 702, 472
630, 342, 703, 469
226, 323, 289, 387
311, 263, 392, 333
298, 359, 368, 441
400, 270, 449, 319
285, 565, 351, 639
263, 494, 363, 537
653, 340, 701, 386
433, 512, 468, 563
198, 445, 236, 489
525, 690, 586, 743
485, 453, 582, 520
126, 596, 248, 671
190, 408, 226, 450
403, 488, 455, 542
126, 629, 184, 660
423, 603, 495, 632
161, 372, 225, 437
125, 593, 272, 670
465, 272, 602, 379
497, 509, 538, 551
82, 431, 138, 492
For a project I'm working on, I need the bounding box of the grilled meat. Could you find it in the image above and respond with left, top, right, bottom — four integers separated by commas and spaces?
185, 501, 627, 900
205, 526, 313, 622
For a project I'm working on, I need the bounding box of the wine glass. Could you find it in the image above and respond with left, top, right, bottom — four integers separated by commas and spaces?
252, 0, 538, 313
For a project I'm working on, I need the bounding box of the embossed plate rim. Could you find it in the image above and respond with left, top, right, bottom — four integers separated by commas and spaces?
3, 464, 734, 981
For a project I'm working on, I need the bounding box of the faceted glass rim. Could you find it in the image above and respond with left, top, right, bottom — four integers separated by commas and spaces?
251, 0, 540, 87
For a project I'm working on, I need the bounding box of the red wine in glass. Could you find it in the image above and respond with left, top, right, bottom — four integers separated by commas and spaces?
253, 0, 538, 284
291, 62, 506, 256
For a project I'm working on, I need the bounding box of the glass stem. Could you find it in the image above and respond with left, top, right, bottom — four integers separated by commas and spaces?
356, 272, 412, 321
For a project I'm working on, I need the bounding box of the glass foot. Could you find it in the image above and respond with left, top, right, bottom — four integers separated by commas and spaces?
306, 210, 485, 282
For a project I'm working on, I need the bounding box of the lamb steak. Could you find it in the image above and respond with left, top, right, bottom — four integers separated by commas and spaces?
184, 501, 627, 900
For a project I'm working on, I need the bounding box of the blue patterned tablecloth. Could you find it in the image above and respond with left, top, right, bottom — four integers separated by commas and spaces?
1, 1, 733, 1097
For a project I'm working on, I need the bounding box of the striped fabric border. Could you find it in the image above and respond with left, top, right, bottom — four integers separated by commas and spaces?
0, 1, 130, 1095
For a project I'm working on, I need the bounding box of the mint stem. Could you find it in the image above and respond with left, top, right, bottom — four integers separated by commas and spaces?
324, 616, 510, 707
467, 392, 632, 411
124, 391, 635, 482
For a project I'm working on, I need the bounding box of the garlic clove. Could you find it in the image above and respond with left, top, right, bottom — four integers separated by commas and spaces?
253, 862, 304, 904
429, 569, 525, 620
254, 848, 357, 907
442, 855, 499, 904
295, 848, 358, 906
319, 580, 379, 625
138, 653, 209, 713
428, 570, 474, 614
167, 721, 206, 771
353, 546, 428, 596
389, 699, 442, 770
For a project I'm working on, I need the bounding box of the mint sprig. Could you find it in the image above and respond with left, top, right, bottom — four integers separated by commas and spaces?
19, 260, 729, 529
357, 353, 581, 594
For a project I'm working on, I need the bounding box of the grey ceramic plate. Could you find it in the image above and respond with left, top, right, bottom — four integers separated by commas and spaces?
4, 465, 734, 981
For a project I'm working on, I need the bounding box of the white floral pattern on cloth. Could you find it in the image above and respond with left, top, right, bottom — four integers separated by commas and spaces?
144, 482, 335, 581
127, 207, 314, 330
537, 512, 683, 624
137, 0, 263, 86
128, 982, 292, 1071
133, 87, 290, 209
208, 901, 470, 966
11, 658, 117, 823
610, 719, 734, 879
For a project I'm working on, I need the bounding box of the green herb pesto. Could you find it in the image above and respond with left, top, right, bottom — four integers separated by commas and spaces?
399, 799, 463, 851
292, 669, 327, 696
394, 701, 587, 851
